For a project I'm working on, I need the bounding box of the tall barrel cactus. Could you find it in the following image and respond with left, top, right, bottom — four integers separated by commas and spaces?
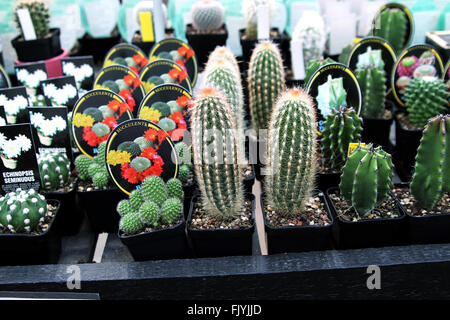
355, 47, 386, 118
248, 41, 285, 130
14, 0, 50, 39
373, 8, 407, 54
38, 151, 71, 191
0, 188, 47, 233
304, 57, 335, 86
265, 88, 317, 217
405, 77, 448, 128
191, 88, 244, 219
410, 115, 450, 210
339, 144, 394, 216
242, 0, 273, 40
321, 107, 363, 171
191, 0, 225, 31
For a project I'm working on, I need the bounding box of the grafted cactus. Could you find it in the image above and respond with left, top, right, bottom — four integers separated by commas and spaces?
410, 115, 450, 210
14, 0, 50, 39
38, 151, 71, 191
248, 41, 285, 130
321, 107, 363, 171
191, 0, 225, 31
405, 77, 448, 128
304, 57, 335, 85
373, 8, 407, 54
339, 144, 394, 216
191, 88, 244, 219
355, 47, 386, 118
242, 0, 274, 40
265, 88, 317, 217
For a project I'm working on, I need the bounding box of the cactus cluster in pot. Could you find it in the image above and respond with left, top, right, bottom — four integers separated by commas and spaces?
175, 141, 193, 184
74, 141, 111, 189
38, 151, 71, 192
13, 0, 50, 39
190, 0, 225, 32
373, 7, 407, 54
118, 176, 184, 235
242, 0, 274, 40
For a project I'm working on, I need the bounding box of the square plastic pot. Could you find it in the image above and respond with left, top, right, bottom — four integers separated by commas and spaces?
239, 28, 282, 64
361, 101, 395, 151
11, 28, 62, 62
317, 172, 340, 192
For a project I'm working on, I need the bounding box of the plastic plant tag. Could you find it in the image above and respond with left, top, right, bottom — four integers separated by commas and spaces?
289, 1, 320, 35
348, 142, 365, 157
257, 4, 270, 40
0, 87, 30, 125
83, 0, 120, 38
225, 16, 246, 57
291, 39, 305, 80
316, 75, 347, 118
356, 47, 385, 70
16, 8, 37, 41
153, 0, 165, 42
139, 11, 155, 42
40, 76, 79, 111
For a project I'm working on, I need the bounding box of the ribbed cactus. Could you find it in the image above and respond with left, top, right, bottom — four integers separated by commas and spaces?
141, 175, 168, 207
248, 41, 285, 130
304, 58, 335, 86
339, 144, 394, 216
14, 0, 50, 39
405, 77, 448, 128
0, 188, 47, 233
410, 115, 450, 210
355, 47, 386, 118
321, 107, 363, 171
292, 10, 326, 68
208, 46, 240, 75
242, 0, 273, 40
191, 0, 225, 31
38, 151, 70, 191
265, 88, 317, 217
374, 8, 407, 54
191, 88, 244, 219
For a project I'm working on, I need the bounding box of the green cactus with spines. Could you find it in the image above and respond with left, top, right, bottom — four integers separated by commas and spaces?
92, 169, 109, 188
178, 164, 190, 183
208, 46, 240, 75
374, 8, 407, 54
129, 189, 144, 210
339, 144, 394, 216
338, 44, 353, 65
88, 162, 101, 178
321, 107, 363, 171
167, 178, 183, 200
141, 175, 168, 206
119, 211, 144, 234
117, 141, 141, 157
14, 0, 50, 39
151, 102, 171, 117
75, 154, 92, 180
354, 47, 386, 118
248, 41, 285, 130
265, 88, 317, 217
191, 88, 244, 219
139, 201, 160, 226
405, 77, 448, 128
304, 58, 335, 86
191, 0, 225, 31
38, 151, 70, 191
97, 141, 107, 160
161, 198, 182, 224
83, 107, 103, 123
117, 199, 134, 217
410, 115, 450, 210
0, 188, 47, 233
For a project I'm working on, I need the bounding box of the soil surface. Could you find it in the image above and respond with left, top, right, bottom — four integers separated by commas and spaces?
187, 25, 227, 35
393, 186, 450, 217
396, 112, 423, 131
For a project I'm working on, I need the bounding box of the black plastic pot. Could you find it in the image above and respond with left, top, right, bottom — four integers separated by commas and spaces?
119, 216, 191, 261
395, 183, 450, 245
239, 28, 282, 64
317, 172, 340, 192
326, 187, 407, 249
393, 111, 422, 181
361, 104, 394, 151
262, 192, 334, 254
0, 200, 61, 266
186, 24, 228, 69
43, 184, 84, 236
77, 32, 121, 64
182, 182, 197, 219
187, 193, 255, 258
131, 29, 175, 56
77, 187, 126, 233
11, 28, 62, 62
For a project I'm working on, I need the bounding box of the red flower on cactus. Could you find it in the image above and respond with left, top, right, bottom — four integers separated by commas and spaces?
119, 89, 135, 111
157, 129, 169, 142
108, 100, 121, 112
141, 146, 157, 159
120, 148, 164, 183
103, 116, 117, 128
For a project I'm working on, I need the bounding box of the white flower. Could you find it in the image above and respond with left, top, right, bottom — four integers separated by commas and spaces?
14, 95, 28, 109
2, 139, 21, 158
30, 112, 45, 127
39, 119, 57, 137
4, 101, 19, 116
0, 94, 7, 106
52, 115, 67, 131
17, 69, 47, 88
43, 83, 57, 98
44, 83, 77, 105
16, 134, 31, 152
62, 62, 75, 75
80, 64, 93, 79
16, 69, 28, 83
63, 62, 93, 83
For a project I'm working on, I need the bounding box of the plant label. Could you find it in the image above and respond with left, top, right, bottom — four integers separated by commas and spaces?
40, 76, 79, 111
0, 86, 30, 125
61, 56, 95, 91
139, 59, 192, 94
16, 8, 37, 41
139, 11, 155, 42
291, 39, 305, 80
152, 0, 165, 42
348, 142, 365, 157
257, 4, 270, 40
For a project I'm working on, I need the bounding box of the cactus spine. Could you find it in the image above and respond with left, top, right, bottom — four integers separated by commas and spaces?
410, 115, 450, 210
374, 8, 407, 54
304, 58, 335, 86
191, 0, 225, 31
354, 47, 386, 118
404, 77, 448, 128
14, 0, 50, 39
191, 88, 244, 219
38, 151, 71, 191
248, 41, 285, 130
265, 88, 317, 217
208, 46, 240, 75
339, 144, 394, 216
321, 107, 363, 171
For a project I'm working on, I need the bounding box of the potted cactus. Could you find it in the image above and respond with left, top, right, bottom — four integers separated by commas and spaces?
0, 188, 61, 265
393, 114, 450, 245
185, 0, 228, 68
11, 0, 62, 62
174, 141, 195, 217
118, 176, 190, 261
372, 6, 408, 55
74, 141, 126, 233
262, 88, 334, 254
325, 144, 407, 249
187, 88, 255, 258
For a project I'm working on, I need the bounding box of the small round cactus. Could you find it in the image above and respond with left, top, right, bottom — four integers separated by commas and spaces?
75, 154, 92, 180
119, 211, 144, 234
166, 178, 183, 200
160, 198, 182, 224
151, 102, 171, 117
158, 117, 176, 132
117, 199, 134, 217
134, 136, 153, 151
102, 80, 120, 93
92, 170, 109, 188
139, 201, 160, 226
38, 151, 70, 191
130, 157, 151, 172
141, 175, 168, 206
129, 189, 144, 210
178, 164, 190, 182
191, 0, 225, 31
117, 141, 141, 157
83, 107, 103, 122
88, 162, 101, 178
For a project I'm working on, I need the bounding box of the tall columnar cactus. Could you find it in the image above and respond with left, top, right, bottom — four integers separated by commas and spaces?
38, 151, 70, 191
373, 8, 407, 54
404, 77, 448, 128
0, 188, 47, 233
248, 41, 285, 130
190, 0, 225, 31
242, 0, 273, 40
339, 144, 394, 216
191, 88, 244, 219
304, 58, 335, 86
265, 88, 317, 217
292, 10, 326, 67
321, 107, 363, 171
14, 0, 50, 39
208, 46, 240, 75
355, 47, 386, 118
410, 115, 450, 210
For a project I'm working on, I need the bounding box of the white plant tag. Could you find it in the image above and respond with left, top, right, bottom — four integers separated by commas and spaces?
153, 0, 165, 42
16, 8, 37, 40
257, 4, 270, 40
84, 0, 119, 38
226, 16, 246, 56
290, 2, 320, 33
328, 14, 356, 55
291, 39, 305, 80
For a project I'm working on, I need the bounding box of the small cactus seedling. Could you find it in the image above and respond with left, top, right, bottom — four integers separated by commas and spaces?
373, 8, 407, 54
160, 198, 182, 224
410, 115, 450, 210
117, 199, 135, 217
339, 144, 394, 216
139, 201, 160, 226
304, 58, 335, 85
190, 0, 225, 31
14, 0, 50, 39
119, 211, 144, 234
38, 151, 70, 191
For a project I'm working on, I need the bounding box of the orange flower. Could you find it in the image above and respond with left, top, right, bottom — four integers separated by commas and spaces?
132, 77, 141, 89
178, 71, 187, 82
185, 49, 194, 59
169, 68, 180, 80
176, 95, 189, 107
103, 116, 117, 128
108, 100, 121, 112
133, 54, 143, 65
119, 89, 132, 99
178, 46, 188, 56
130, 66, 139, 74
119, 102, 131, 115
124, 75, 135, 86
144, 128, 158, 141
169, 111, 183, 123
